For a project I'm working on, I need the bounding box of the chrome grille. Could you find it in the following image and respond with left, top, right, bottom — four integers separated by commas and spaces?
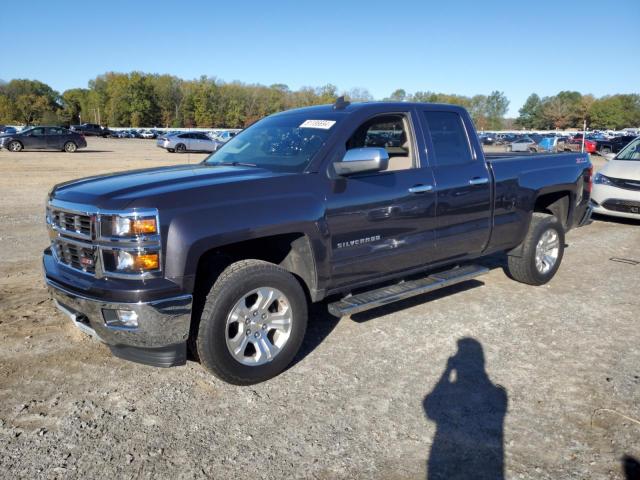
49, 208, 92, 239
53, 238, 96, 274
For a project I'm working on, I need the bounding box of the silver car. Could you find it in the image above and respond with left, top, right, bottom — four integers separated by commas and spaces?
508, 137, 537, 152
157, 132, 222, 153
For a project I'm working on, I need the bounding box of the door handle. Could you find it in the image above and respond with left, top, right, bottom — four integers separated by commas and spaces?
408, 184, 434, 194
468, 177, 489, 186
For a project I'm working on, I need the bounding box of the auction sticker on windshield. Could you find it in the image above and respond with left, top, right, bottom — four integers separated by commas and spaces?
299, 120, 336, 129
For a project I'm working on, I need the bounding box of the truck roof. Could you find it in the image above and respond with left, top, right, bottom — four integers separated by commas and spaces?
276, 101, 467, 117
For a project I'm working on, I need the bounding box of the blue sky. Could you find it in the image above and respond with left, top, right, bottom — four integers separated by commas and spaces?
1, 0, 638, 116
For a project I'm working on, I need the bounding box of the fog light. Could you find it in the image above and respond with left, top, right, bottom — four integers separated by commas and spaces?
103, 309, 139, 328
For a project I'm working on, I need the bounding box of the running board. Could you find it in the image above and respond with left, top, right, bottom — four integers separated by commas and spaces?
328, 264, 489, 317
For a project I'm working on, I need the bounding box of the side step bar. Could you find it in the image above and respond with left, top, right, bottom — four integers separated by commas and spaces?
328, 264, 489, 317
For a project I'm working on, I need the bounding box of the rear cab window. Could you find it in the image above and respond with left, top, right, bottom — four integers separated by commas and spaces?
422, 111, 473, 166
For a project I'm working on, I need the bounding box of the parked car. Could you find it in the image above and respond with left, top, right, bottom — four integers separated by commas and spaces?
591, 137, 640, 220
562, 138, 597, 154
140, 130, 157, 139
0, 126, 87, 152
43, 100, 593, 384
212, 131, 238, 143
70, 123, 110, 137
0, 126, 17, 135
595, 135, 637, 155
157, 132, 222, 153
508, 137, 537, 152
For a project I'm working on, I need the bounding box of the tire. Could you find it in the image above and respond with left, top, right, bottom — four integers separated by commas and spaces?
195, 259, 308, 385
7, 140, 22, 152
63, 141, 77, 153
529, 147, 537, 153
505, 212, 565, 286
175, 143, 186, 153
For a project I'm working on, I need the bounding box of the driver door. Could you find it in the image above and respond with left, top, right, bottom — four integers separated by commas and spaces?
325, 110, 437, 287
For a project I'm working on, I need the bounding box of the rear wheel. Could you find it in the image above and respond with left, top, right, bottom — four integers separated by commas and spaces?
505, 212, 565, 286
195, 259, 308, 385
175, 143, 186, 153
63, 141, 77, 153
7, 141, 22, 152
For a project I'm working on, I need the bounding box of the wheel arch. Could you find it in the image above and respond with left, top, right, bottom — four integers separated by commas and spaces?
193, 232, 319, 303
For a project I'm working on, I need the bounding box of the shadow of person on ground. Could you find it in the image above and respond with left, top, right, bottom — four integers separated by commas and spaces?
623, 455, 640, 480
423, 338, 507, 480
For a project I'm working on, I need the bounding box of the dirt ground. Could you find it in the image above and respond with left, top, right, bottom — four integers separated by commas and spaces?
0, 138, 638, 479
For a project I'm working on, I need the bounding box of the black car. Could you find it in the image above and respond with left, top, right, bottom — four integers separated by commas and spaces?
0, 126, 88, 153
70, 123, 110, 137
595, 135, 637, 155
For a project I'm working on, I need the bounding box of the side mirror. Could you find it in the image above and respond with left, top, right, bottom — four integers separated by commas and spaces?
333, 147, 389, 176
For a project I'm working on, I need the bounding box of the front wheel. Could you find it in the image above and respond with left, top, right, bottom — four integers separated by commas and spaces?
505, 212, 565, 286
7, 141, 22, 152
195, 259, 308, 385
64, 141, 77, 153
175, 143, 186, 153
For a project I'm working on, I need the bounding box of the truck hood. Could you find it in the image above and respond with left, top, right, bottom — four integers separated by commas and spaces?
602, 159, 640, 181
51, 163, 285, 209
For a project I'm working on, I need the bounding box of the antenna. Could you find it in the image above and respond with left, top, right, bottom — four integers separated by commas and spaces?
333, 96, 350, 110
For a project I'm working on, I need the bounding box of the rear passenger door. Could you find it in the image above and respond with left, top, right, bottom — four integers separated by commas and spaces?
46, 127, 64, 150
420, 110, 491, 261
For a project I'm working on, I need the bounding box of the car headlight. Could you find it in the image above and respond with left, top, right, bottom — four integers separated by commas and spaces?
593, 173, 613, 186
98, 209, 162, 276
101, 212, 159, 238
102, 249, 160, 274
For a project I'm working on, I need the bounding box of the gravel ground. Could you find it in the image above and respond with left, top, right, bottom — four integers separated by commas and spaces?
0, 139, 638, 479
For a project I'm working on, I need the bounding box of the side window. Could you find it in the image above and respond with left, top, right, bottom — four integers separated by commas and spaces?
423, 111, 472, 167
46, 127, 62, 135
31, 128, 45, 136
346, 114, 415, 172
179, 133, 191, 139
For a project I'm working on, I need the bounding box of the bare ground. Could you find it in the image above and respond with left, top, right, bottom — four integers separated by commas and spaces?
0, 139, 638, 479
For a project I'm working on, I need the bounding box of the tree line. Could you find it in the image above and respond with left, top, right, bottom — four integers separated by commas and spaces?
0, 73, 637, 130
515, 91, 640, 130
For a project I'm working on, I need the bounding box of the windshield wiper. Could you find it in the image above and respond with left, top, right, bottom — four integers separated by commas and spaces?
216, 161, 257, 167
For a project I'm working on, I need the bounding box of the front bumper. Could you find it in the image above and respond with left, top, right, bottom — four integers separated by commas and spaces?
591, 184, 640, 220
46, 277, 192, 367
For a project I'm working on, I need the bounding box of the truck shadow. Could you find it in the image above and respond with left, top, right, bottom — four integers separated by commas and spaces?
291, 278, 485, 367
424, 338, 507, 479
623, 455, 640, 480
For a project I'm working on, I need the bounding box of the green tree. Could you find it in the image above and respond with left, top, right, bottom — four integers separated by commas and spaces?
516, 94, 543, 129
388, 89, 407, 102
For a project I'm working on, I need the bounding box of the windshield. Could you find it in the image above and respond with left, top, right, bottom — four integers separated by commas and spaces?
203, 113, 341, 173
616, 137, 640, 161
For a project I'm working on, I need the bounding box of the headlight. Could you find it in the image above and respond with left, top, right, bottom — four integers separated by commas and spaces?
593, 173, 613, 186
112, 215, 157, 236
102, 249, 160, 274
101, 211, 159, 238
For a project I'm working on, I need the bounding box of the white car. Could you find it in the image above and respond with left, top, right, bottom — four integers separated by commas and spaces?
591, 137, 640, 220
156, 132, 222, 153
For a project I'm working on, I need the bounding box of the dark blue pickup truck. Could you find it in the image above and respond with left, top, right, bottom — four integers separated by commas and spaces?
43, 99, 593, 384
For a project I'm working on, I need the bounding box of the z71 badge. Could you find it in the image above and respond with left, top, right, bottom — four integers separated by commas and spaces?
336, 235, 381, 249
